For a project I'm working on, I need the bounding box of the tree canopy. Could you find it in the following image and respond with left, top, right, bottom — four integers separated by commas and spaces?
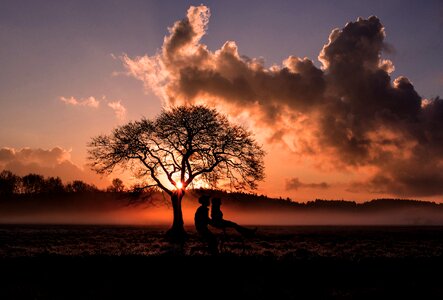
88, 105, 265, 195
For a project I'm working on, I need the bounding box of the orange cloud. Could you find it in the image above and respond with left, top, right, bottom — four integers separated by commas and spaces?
107, 101, 127, 121
60, 96, 100, 108
121, 6, 443, 197
60, 95, 127, 121
0, 147, 109, 187
286, 178, 330, 191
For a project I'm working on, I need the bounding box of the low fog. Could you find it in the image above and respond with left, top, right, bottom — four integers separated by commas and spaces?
1, 193, 442, 226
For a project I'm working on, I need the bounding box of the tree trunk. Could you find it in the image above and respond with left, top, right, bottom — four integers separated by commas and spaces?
166, 190, 187, 241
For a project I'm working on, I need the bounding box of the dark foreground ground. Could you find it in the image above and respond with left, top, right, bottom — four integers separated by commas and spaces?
1, 225, 443, 299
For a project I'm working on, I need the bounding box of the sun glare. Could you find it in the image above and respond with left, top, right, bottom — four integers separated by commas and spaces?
176, 181, 183, 189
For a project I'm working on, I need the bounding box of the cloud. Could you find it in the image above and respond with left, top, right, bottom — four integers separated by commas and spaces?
60, 96, 100, 108
107, 101, 127, 121
286, 177, 330, 191
0, 147, 71, 166
349, 157, 443, 197
122, 6, 325, 119
0, 147, 108, 187
122, 6, 443, 197
60, 95, 127, 121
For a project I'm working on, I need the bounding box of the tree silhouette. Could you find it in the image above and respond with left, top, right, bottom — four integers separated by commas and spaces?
107, 178, 125, 192
22, 174, 45, 194
66, 180, 98, 193
88, 105, 265, 238
44, 176, 65, 193
0, 170, 21, 197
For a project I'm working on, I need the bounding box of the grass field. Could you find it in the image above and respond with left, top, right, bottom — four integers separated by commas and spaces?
1, 225, 443, 299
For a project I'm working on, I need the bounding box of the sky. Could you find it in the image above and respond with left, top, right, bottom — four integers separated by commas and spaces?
1, 0, 442, 202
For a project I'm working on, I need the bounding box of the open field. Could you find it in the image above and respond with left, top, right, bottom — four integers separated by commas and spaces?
1, 225, 443, 299
1, 225, 443, 258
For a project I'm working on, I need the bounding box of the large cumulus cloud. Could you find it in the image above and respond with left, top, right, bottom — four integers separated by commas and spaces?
122, 6, 443, 197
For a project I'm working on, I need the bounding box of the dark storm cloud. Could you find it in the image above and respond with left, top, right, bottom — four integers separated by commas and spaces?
123, 6, 443, 197
349, 158, 443, 197
176, 51, 326, 114
318, 17, 421, 165
286, 178, 330, 191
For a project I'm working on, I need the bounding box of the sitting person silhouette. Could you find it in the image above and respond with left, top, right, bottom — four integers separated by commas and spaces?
194, 195, 218, 254
210, 197, 257, 237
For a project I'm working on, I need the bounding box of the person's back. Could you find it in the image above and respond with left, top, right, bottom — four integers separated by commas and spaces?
194, 195, 218, 253
211, 203, 223, 225
195, 205, 210, 232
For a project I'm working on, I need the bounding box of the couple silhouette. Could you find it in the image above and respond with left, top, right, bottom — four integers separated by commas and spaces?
194, 195, 257, 253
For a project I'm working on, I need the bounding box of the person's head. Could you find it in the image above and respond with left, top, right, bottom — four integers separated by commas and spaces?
211, 197, 221, 206
198, 195, 210, 206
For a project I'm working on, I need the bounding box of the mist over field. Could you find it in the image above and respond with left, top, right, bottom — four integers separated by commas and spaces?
1, 192, 442, 226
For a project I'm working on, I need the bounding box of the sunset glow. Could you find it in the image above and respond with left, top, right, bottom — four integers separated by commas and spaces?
1, 3, 443, 299
1, 1, 442, 202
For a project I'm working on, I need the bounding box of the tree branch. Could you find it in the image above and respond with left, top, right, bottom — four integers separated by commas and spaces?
138, 156, 172, 195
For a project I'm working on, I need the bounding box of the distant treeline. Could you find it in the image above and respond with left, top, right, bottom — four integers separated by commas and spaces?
0, 170, 125, 197
191, 189, 443, 211
1, 171, 441, 211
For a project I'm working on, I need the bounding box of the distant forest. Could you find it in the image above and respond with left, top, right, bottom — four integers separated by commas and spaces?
1, 170, 442, 211
0, 170, 120, 195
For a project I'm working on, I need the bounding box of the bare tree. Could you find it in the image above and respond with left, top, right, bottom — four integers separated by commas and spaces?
0, 170, 21, 197
65, 180, 99, 193
107, 178, 125, 192
88, 105, 265, 238
22, 174, 45, 194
